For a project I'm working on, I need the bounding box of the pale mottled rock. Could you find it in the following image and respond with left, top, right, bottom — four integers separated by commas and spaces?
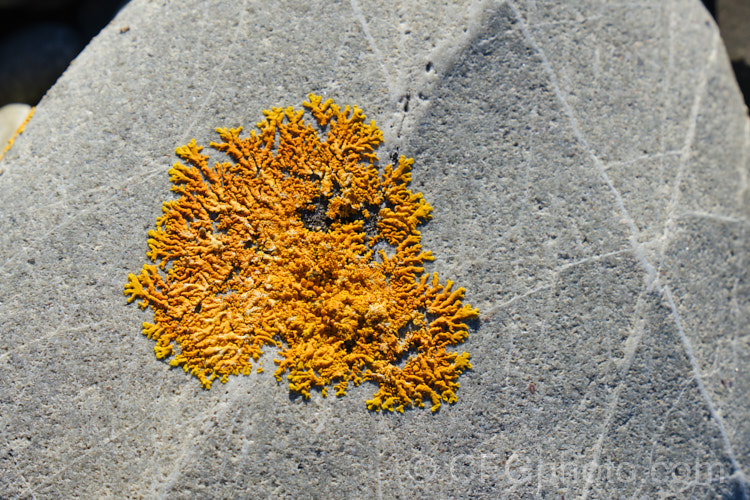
0, 102, 31, 147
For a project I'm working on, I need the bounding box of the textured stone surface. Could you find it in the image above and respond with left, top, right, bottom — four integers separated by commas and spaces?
0, 0, 748, 498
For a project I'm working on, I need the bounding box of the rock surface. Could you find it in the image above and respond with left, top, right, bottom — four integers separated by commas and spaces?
0, 0, 748, 498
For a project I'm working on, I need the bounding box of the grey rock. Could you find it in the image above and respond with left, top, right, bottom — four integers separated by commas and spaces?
0, 0, 748, 498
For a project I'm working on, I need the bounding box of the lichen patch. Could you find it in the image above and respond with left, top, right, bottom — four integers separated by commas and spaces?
125, 95, 478, 412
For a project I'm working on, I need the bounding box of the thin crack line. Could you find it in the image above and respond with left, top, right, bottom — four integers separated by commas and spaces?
602, 150, 682, 170
527, 16, 603, 29
349, 0, 395, 99
675, 210, 748, 224
0, 320, 109, 365
583, 286, 649, 498
634, 378, 691, 497
481, 247, 632, 318
181, 3, 248, 143
483, 282, 553, 317
15, 410, 150, 499
157, 382, 240, 498
663, 284, 748, 489
655, 31, 720, 272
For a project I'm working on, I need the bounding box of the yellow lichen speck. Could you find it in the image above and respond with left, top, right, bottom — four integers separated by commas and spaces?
124, 95, 478, 412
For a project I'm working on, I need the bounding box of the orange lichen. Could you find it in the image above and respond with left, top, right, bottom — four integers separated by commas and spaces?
124, 94, 478, 412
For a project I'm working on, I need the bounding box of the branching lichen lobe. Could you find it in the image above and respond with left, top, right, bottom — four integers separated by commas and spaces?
125, 95, 478, 412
